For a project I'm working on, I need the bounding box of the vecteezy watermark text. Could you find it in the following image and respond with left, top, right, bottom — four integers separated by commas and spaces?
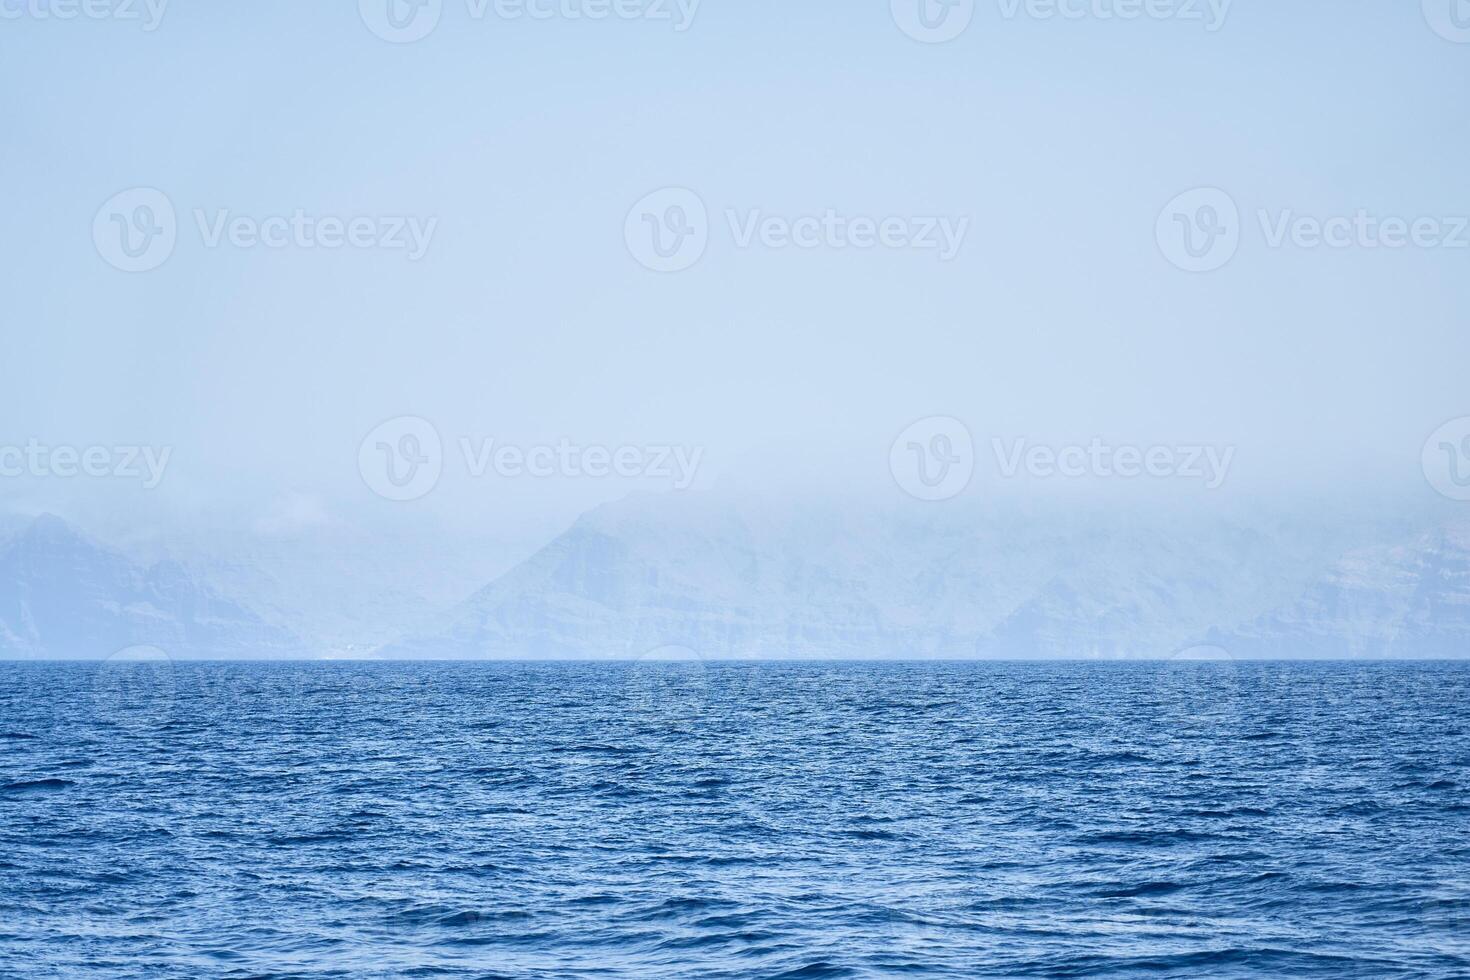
194, 210, 437, 260
93, 188, 437, 272
726, 210, 969, 260
459, 438, 702, 486
890, 0, 1229, 43
1157, 187, 1470, 273
359, 0, 699, 43
0, 0, 167, 29
625, 188, 970, 272
992, 437, 1234, 489
1257, 210, 1470, 251
358, 417, 704, 501
997, 0, 1230, 30
889, 417, 1235, 500
0, 440, 172, 489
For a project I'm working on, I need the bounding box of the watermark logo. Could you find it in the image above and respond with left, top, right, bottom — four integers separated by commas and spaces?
459, 437, 703, 488
193, 210, 437, 260
622, 644, 708, 730
1258, 209, 1469, 251
359, 416, 444, 502
359, 419, 704, 500
625, 187, 708, 273
1156, 187, 1239, 273
890, 417, 975, 502
92, 646, 175, 734
0, 440, 172, 488
891, 0, 974, 43
1423, 0, 1470, 43
93, 189, 437, 272
727, 209, 969, 260
93, 188, 177, 273
1154, 643, 1240, 725
1423, 417, 1470, 501
360, 0, 443, 43
0, 0, 168, 30
480, 0, 699, 28
626, 188, 970, 272
361, 0, 698, 42
993, 437, 1235, 489
997, 0, 1230, 31
891, 423, 1235, 494
1160, 187, 1470, 272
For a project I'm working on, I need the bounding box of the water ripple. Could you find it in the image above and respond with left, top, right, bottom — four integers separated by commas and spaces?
0, 661, 1467, 978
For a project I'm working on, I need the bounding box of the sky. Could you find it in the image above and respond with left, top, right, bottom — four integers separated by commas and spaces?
1, 0, 1468, 559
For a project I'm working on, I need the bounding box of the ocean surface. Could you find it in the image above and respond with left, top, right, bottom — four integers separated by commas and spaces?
1, 661, 1468, 979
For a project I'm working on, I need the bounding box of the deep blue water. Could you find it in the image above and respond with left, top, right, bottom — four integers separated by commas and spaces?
1, 661, 1468, 979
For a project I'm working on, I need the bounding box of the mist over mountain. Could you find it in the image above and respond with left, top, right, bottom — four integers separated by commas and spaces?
3, 495, 1466, 661
379, 493, 1470, 661
1217, 522, 1470, 660
0, 514, 298, 660
162, 525, 527, 658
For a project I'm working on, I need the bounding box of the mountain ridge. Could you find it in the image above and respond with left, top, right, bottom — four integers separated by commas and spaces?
6, 499, 1468, 661
0, 514, 300, 660
379, 495, 1470, 660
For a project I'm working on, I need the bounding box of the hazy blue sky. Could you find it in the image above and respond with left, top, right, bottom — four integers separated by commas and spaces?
2, 0, 1467, 550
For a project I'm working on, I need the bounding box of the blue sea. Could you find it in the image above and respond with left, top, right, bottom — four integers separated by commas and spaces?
1, 661, 1468, 978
